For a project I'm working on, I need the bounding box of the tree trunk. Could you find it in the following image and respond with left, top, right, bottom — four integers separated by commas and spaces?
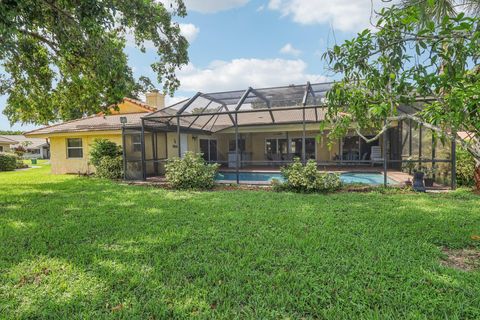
475, 165, 480, 190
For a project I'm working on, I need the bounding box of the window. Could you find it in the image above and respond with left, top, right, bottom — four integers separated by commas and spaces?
265, 139, 277, 155
132, 134, 142, 152
0, 146, 3, 152
265, 138, 288, 156
199, 138, 217, 162
67, 138, 83, 158
229, 139, 245, 152
291, 138, 316, 160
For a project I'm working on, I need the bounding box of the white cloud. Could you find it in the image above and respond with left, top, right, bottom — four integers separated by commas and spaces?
280, 43, 301, 56
176, 58, 328, 92
179, 23, 200, 42
165, 95, 190, 106
268, 0, 389, 32
184, 0, 250, 13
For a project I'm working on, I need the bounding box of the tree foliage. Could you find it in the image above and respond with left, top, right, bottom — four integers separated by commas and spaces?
401, 0, 480, 24
323, 3, 480, 164
0, 0, 189, 125
0, 130, 23, 135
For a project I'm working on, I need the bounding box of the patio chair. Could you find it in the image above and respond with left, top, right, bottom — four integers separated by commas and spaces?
370, 146, 383, 167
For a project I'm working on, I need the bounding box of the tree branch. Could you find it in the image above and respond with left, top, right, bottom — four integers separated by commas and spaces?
16, 28, 60, 54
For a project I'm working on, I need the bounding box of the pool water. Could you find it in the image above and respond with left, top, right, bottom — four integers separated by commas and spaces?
215, 171, 397, 185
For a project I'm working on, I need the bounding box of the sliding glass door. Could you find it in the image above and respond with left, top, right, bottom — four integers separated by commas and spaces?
341, 135, 378, 161
291, 138, 316, 160
199, 138, 217, 162
265, 138, 288, 159
265, 137, 316, 161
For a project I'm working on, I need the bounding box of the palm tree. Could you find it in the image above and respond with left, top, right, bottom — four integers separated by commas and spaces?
402, 0, 480, 22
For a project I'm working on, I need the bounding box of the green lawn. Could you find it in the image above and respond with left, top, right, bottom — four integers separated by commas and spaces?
1, 164, 479, 319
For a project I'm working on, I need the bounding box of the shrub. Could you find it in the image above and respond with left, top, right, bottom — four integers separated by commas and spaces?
0, 153, 17, 171
456, 147, 476, 186
89, 139, 123, 179
89, 139, 122, 167
95, 156, 123, 179
165, 152, 220, 189
276, 158, 342, 193
13, 145, 27, 158
16, 160, 28, 169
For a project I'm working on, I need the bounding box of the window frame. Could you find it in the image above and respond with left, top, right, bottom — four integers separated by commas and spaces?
229, 138, 245, 152
66, 138, 83, 159
265, 136, 317, 160
199, 138, 218, 162
132, 134, 142, 153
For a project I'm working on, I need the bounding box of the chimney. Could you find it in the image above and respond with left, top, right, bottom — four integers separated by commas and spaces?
145, 90, 165, 110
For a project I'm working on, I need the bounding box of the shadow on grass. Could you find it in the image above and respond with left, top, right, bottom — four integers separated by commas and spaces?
1, 175, 480, 318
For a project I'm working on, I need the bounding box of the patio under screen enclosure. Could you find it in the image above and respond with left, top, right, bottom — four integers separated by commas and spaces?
122, 82, 457, 188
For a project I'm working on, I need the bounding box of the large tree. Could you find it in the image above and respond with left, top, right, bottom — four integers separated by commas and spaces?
323, 3, 480, 186
0, 0, 189, 125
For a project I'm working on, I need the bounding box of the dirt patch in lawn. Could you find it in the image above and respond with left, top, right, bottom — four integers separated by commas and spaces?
440, 247, 480, 271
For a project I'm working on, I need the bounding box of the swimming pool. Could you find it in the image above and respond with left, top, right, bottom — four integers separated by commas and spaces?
215, 171, 397, 185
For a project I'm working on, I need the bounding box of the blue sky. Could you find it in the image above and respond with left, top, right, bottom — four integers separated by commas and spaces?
0, 0, 387, 131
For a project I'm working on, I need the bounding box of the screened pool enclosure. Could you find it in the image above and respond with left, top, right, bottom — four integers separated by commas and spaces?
122, 82, 457, 188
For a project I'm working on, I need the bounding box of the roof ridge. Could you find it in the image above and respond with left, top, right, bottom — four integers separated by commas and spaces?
0, 135, 19, 143
25, 97, 155, 136
122, 97, 157, 112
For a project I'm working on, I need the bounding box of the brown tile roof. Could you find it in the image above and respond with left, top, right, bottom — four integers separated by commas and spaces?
0, 136, 18, 144
120, 97, 158, 112
0, 135, 48, 148
25, 113, 146, 136
25, 97, 167, 137
26, 100, 328, 137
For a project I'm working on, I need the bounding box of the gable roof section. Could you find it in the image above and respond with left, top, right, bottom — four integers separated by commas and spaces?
0, 135, 18, 144
25, 98, 160, 138
25, 113, 146, 137
103, 97, 158, 115
122, 97, 157, 112
0, 135, 48, 148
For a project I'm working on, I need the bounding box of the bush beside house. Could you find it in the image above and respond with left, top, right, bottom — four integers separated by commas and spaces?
456, 147, 476, 187
165, 152, 220, 190
0, 153, 17, 171
89, 139, 123, 179
96, 156, 123, 180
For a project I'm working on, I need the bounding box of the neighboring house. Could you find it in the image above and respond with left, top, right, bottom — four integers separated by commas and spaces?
1, 135, 51, 159
25, 93, 164, 174
26, 82, 457, 187
0, 136, 17, 153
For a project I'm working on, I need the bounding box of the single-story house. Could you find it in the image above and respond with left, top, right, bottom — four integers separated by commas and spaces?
25, 93, 164, 174
1, 135, 51, 159
0, 136, 17, 153
25, 82, 457, 187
